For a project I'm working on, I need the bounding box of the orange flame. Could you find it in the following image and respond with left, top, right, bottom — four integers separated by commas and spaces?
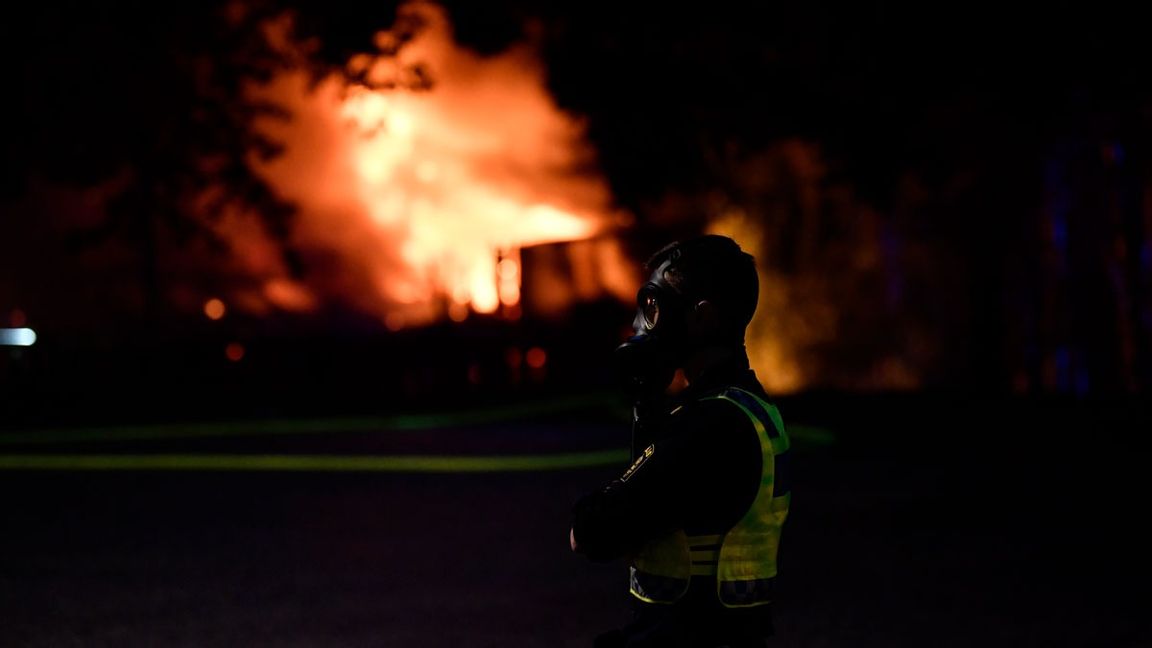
237, 2, 625, 327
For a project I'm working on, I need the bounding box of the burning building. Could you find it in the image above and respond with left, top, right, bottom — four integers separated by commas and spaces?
220, 2, 635, 330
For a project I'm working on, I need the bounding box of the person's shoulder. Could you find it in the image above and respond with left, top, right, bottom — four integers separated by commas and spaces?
664, 390, 763, 466
668, 389, 758, 431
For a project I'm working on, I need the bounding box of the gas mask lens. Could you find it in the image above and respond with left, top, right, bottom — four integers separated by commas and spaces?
640, 290, 660, 330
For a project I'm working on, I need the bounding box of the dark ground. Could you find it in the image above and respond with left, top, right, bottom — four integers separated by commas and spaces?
0, 394, 1149, 647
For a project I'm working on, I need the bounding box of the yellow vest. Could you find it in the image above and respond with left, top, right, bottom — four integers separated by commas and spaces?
629, 387, 791, 608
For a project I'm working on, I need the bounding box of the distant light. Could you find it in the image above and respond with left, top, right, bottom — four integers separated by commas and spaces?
204, 298, 226, 321
448, 302, 469, 322
0, 328, 37, 347
526, 347, 547, 369
225, 342, 245, 362
9, 309, 26, 328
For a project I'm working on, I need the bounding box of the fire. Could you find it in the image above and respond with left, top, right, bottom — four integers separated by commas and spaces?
237, 2, 624, 327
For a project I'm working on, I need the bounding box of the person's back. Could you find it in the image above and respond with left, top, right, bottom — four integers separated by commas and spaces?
571, 235, 791, 647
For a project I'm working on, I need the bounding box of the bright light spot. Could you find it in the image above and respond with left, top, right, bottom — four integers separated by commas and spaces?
526, 347, 547, 369
389, 110, 415, 137
524, 205, 598, 240
225, 342, 245, 362
469, 265, 500, 314
204, 298, 226, 321
0, 328, 36, 347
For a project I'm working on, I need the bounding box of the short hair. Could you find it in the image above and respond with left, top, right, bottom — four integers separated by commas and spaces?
646, 234, 759, 339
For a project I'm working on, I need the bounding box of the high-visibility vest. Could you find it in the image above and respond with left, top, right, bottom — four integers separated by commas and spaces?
629, 387, 791, 608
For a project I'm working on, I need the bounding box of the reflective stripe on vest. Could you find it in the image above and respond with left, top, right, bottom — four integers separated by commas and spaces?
629, 387, 791, 608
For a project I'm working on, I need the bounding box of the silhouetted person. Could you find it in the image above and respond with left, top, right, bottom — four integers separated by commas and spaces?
571, 235, 791, 647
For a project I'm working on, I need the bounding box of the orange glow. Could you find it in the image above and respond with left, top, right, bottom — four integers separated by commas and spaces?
525, 347, 547, 369
518, 236, 639, 318
204, 298, 226, 321
448, 302, 468, 322
225, 342, 245, 362
384, 312, 405, 331
497, 254, 520, 308
242, 2, 630, 327
263, 279, 316, 312
707, 212, 805, 393
708, 203, 922, 393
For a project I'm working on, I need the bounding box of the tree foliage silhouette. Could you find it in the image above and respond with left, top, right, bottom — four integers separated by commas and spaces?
0, 0, 415, 311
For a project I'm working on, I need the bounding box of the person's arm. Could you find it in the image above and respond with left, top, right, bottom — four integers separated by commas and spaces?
570, 397, 763, 560
570, 431, 693, 562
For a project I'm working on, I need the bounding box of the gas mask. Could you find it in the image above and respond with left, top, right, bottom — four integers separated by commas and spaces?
613, 259, 689, 399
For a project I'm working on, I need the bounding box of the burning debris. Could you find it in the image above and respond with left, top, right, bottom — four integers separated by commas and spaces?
227, 1, 631, 328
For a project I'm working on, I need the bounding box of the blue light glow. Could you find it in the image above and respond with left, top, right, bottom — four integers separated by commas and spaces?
0, 328, 37, 346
